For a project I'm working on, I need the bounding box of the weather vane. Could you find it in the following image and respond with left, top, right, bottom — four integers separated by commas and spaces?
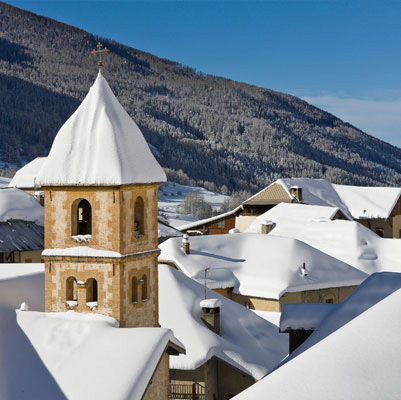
91, 42, 109, 74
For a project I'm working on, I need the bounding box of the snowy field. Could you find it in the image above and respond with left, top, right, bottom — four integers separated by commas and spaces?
158, 181, 228, 228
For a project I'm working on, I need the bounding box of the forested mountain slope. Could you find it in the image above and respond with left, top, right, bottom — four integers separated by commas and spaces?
1, 2, 401, 193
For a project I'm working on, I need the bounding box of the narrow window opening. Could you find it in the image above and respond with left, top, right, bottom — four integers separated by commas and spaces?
132, 277, 138, 304
141, 274, 148, 301
66, 277, 78, 308
134, 197, 145, 239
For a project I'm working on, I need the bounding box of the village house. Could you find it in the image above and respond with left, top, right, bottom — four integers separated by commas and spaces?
235, 177, 401, 237
159, 264, 288, 400
159, 232, 367, 311
233, 272, 401, 399
0, 187, 44, 263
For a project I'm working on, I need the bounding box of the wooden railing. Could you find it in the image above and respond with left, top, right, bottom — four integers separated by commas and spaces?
169, 383, 205, 400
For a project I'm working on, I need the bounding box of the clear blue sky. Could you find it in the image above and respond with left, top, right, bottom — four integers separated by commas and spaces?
5, 0, 401, 146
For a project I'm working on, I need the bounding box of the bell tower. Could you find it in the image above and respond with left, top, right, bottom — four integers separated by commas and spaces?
37, 71, 166, 328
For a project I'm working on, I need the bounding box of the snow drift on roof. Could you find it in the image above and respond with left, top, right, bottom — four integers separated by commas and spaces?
246, 203, 346, 235
9, 157, 46, 189
159, 264, 288, 378
0, 263, 177, 399
36, 72, 166, 186
159, 234, 367, 299
277, 178, 401, 220
233, 272, 401, 400
0, 188, 43, 226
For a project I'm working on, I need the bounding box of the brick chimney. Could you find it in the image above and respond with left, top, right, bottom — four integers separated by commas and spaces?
200, 298, 221, 335
182, 234, 190, 254
260, 220, 273, 234
290, 186, 303, 202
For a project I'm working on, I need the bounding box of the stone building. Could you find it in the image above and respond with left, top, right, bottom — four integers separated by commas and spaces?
35, 71, 183, 398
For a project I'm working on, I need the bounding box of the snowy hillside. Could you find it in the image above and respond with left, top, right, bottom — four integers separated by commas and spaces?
158, 181, 228, 228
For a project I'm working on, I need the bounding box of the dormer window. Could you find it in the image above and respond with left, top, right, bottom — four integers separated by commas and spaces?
134, 197, 144, 239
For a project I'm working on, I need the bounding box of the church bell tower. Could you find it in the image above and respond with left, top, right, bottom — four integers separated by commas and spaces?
37, 67, 166, 328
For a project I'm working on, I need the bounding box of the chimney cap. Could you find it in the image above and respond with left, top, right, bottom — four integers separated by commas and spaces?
200, 298, 221, 309
260, 219, 273, 226
290, 185, 301, 190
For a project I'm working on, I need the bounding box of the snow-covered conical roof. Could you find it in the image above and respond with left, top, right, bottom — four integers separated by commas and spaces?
36, 72, 166, 186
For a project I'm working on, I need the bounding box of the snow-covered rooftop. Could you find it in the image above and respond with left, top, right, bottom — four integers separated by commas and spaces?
280, 178, 401, 219
9, 157, 46, 189
0, 264, 180, 399
233, 272, 401, 400
159, 234, 367, 299
279, 303, 336, 332
0, 187, 44, 226
246, 203, 348, 236
159, 264, 288, 379
244, 178, 401, 220
0, 177, 11, 188
36, 72, 166, 186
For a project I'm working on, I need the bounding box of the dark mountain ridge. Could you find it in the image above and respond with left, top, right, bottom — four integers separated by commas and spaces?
0, 1, 400, 193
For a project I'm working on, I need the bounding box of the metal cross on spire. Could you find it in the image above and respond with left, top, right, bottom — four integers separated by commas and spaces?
91, 42, 109, 74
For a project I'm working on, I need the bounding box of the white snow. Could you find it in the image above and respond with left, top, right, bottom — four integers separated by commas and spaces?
158, 181, 228, 228
0, 188, 44, 226
159, 234, 367, 299
159, 265, 288, 378
246, 203, 347, 236
200, 298, 221, 308
158, 220, 182, 239
9, 157, 46, 189
42, 246, 122, 258
71, 234, 92, 243
276, 178, 401, 220
279, 303, 336, 331
0, 177, 11, 188
36, 72, 166, 186
233, 272, 401, 400
0, 263, 180, 399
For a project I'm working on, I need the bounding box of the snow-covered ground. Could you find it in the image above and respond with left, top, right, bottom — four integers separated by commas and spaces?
158, 181, 228, 228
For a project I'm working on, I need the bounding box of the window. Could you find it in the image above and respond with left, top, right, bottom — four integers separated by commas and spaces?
132, 277, 138, 304
324, 295, 336, 304
86, 278, 98, 302
218, 220, 225, 228
134, 197, 145, 238
141, 274, 148, 301
375, 228, 384, 238
78, 199, 92, 235
72, 199, 92, 236
66, 277, 78, 301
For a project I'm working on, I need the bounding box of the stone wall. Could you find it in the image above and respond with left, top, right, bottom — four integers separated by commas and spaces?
144, 352, 170, 400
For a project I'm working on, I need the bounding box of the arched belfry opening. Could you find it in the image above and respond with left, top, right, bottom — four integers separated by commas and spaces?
134, 197, 145, 238
66, 276, 78, 302
86, 278, 98, 303
72, 199, 92, 236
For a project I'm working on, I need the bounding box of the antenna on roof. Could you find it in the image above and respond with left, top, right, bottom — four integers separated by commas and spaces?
91, 42, 109, 74
204, 266, 210, 299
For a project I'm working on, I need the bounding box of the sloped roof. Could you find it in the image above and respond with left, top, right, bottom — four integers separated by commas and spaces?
36, 73, 166, 186
245, 203, 348, 235
0, 188, 43, 226
0, 220, 43, 253
246, 178, 401, 220
9, 157, 46, 189
159, 264, 288, 379
159, 234, 367, 299
233, 273, 401, 400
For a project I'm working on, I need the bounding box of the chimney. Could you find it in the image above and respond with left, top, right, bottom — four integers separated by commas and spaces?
260, 220, 273, 234
290, 186, 303, 202
200, 298, 221, 335
182, 234, 190, 254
